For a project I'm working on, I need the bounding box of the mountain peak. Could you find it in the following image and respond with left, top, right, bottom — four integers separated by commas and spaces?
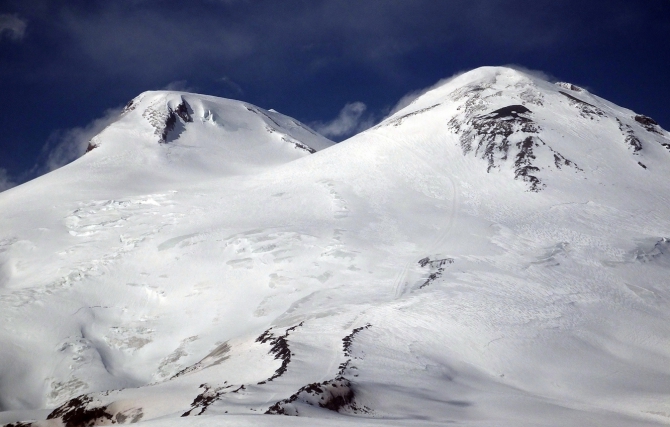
374, 66, 669, 192
79, 91, 334, 182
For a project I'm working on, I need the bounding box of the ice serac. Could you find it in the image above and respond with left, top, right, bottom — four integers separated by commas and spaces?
1, 67, 670, 427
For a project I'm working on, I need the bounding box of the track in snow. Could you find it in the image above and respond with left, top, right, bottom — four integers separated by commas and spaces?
366, 131, 460, 299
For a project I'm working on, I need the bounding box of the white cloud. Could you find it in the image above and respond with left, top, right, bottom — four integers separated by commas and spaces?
386, 71, 467, 118
312, 102, 374, 140
0, 14, 27, 41
385, 65, 559, 120
218, 76, 244, 95
163, 80, 194, 92
0, 168, 16, 192
501, 64, 594, 92
39, 107, 123, 173
502, 64, 556, 82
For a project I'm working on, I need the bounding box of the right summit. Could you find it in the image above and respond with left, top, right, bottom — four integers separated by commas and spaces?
375, 66, 670, 192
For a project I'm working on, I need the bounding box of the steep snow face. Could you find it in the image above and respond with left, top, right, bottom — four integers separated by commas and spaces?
1, 68, 670, 427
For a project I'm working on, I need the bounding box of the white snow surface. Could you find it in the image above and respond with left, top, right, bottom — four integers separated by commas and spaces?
1, 67, 670, 426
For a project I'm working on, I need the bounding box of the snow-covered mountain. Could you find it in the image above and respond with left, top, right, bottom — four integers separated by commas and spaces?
1, 67, 669, 427
87, 90, 333, 180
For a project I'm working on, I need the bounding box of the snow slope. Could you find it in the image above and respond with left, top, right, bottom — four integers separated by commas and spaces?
1, 67, 670, 427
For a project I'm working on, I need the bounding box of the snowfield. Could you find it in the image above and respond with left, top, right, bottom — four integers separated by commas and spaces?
1, 67, 669, 426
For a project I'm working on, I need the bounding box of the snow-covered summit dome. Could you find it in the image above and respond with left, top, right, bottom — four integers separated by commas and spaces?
79, 90, 334, 182
372, 66, 669, 192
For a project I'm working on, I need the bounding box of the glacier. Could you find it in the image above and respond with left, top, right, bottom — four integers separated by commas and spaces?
1, 67, 669, 426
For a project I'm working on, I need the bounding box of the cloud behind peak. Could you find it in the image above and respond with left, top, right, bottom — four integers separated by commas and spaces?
311, 102, 373, 140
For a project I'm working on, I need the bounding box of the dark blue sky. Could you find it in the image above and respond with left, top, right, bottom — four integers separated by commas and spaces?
1, 0, 669, 189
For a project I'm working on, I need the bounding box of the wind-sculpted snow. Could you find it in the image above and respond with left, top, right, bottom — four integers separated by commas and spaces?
558, 90, 606, 119
245, 107, 317, 154
2, 67, 670, 427
170, 341, 231, 380
555, 82, 585, 92
379, 104, 441, 128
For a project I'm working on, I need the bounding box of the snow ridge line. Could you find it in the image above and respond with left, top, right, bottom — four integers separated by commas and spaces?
181, 383, 244, 417
176, 322, 307, 417
265, 324, 372, 416
256, 321, 304, 384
